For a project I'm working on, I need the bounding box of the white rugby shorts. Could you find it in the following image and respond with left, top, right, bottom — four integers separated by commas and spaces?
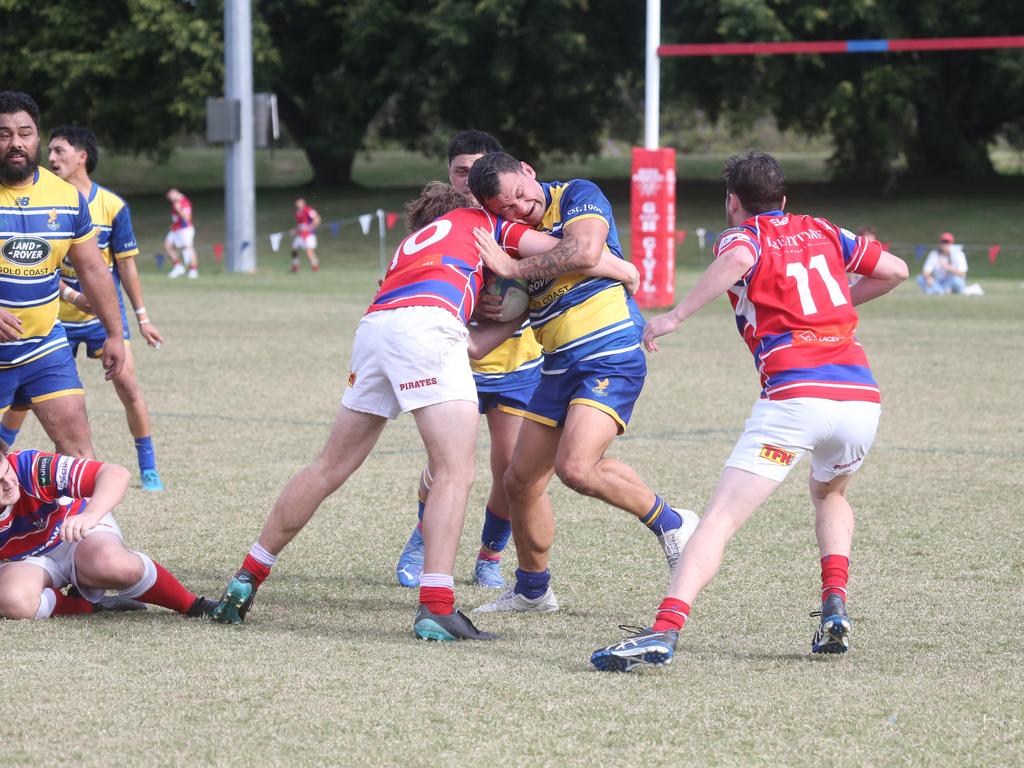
166, 226, 195, 250
292, 233, 317, 250
0, 513, 124, 602
342, 305, 476, 419
725, 398, 881, 483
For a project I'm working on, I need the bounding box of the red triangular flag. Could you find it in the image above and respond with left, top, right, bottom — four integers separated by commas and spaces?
675, 229, 687, 244
385, 212, 400, 230
213, 243, 224, 262
988, 244, 1000, 264
880, 242, 891, 252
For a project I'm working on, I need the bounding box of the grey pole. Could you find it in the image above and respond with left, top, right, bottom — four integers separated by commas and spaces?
225, 0, 256, 272
644, 0, 661, 149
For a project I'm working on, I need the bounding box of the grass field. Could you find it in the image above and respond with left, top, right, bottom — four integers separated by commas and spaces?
2, 153, 1023, 767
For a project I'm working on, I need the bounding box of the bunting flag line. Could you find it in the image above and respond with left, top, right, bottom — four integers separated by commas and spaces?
988, 244, 1001, 264
213, 243, 224, 262
915, 245, 927, 260
385, 212, 400, 230
269, 232, 283, 252
359, 213, 373, 235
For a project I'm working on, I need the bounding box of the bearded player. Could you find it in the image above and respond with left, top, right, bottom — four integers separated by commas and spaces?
591, 151, 908, 671
0, 126, 166, 491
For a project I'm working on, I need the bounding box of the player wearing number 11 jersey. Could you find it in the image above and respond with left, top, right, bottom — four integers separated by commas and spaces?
591, 151, 908, 671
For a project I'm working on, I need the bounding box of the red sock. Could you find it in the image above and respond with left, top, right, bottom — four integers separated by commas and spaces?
139, 562, 197, 613
821, 554, 850, 601
419, 586, 455, 615
52, 591, 95, 616
652, 597, 690, 632
476, 550, 500, 562
241, 553, 272, 586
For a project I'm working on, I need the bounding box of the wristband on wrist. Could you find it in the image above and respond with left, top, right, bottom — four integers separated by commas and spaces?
139, 319, 151, 325
134, 306, 146, 315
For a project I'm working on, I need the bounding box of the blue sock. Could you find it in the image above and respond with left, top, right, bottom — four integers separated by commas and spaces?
513, 568, 550, 600
0, 423, 19, 448
641, 495, 682, 535
134, 436, 157, 472
480, 506, 511, 553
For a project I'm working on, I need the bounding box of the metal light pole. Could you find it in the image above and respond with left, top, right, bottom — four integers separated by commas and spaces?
224, 0, 256, 272
644, 0, 661, 149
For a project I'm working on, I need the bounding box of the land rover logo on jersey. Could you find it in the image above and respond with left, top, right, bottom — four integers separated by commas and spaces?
2, 236, 51, 266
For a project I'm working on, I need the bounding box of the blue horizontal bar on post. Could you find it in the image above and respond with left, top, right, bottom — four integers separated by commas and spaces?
846, 39, 889, 53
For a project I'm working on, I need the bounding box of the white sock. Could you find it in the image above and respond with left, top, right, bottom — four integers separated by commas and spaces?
248, 542, 278, 568
34, 588, 57, 619
117, 551, 158, 599
420, 573, 454, 589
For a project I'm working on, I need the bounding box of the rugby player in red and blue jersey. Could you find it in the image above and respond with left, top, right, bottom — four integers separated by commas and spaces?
591, 151, 908, 671
0, 443, 216, 619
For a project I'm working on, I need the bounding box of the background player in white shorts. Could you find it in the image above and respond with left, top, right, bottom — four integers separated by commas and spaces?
290, 197, 321, 273
591, 151, 908, 672
165, 187, 197, 279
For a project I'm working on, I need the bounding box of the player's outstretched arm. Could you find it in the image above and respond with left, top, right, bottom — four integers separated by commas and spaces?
579, 247, 640, 294
644, 244, 755, 353
849, 250, 909, 306
60, 462, 130, 543
115, 258, 164, 348
68, 236, 125, 379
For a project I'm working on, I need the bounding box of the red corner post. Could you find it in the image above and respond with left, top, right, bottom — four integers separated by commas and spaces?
630, 147, 676, 308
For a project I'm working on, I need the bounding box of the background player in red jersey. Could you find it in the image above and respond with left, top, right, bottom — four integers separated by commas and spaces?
290, 197, 321, 273
0, 443, 216, 619
591, 151, 908, 671
165, 187, 197, 279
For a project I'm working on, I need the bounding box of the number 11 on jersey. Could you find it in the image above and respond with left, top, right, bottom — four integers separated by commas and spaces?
785, 254, 848, 315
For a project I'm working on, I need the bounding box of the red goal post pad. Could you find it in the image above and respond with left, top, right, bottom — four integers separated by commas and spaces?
630, 147, 677, 309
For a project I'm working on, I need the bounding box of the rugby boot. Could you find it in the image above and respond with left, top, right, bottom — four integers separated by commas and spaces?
590, 626, 679, 672
211, 569, 257, 624
811, 594, 851, 654
414, 605, 498, 641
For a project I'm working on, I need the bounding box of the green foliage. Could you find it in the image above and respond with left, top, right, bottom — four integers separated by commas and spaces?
0, 0, 223, 159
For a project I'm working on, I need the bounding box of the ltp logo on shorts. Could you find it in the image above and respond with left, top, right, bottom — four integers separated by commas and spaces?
759, 444, 795, 466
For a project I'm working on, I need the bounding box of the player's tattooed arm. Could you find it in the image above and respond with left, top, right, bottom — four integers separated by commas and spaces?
474, 218, 606, 280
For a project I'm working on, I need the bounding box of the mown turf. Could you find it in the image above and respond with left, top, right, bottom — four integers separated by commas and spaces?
1, 248, 1021, 766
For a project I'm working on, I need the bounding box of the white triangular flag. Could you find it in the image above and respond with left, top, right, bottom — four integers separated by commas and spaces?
269, 232, 283, 252
696, 227, 707, 249
359, 213, 373, 236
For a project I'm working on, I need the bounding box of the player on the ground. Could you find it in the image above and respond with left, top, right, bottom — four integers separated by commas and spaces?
396, 130, 546, 589
0, 126, 166, 491
0, 91, 125, 459
0, 441, 217, 619
590, 151, 908, 671
290, 197, 321, 273
165, 187, 197, 279
467, 152, 699, 616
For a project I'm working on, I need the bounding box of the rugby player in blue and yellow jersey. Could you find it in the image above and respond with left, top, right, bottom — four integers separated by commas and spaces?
467, 152, 699, 614
0, 92, 125, 459
396, 131, 545, 589
0, 126, 166, 491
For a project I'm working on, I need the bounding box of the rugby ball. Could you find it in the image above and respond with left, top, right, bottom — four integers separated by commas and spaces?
487, 276, 530, 322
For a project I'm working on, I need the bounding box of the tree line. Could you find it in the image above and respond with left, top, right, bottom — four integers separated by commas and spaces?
2, 0, 1021, 186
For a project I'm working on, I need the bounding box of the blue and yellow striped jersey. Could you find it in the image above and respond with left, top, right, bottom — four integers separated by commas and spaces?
471, 320, 543, 385
0, 167, 94, 367
526, 180, 644, 362
59, 183, 138, 327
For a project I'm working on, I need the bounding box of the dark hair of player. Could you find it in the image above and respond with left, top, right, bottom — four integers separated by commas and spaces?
467, 152, 523, 204
0, 91, 41, 126
721, 150, 786, 214
447, 130, 502, 164
405, 181, 473, 232
50, 125, 99, 175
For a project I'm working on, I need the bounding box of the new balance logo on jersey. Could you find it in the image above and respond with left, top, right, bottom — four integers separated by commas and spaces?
759, 444, 795, 466
399, 377, 438, 391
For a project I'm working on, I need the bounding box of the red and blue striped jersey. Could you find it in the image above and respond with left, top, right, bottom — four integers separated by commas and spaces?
0, 450, 101, 561
367, 207, 527, 324
714, 211, 883, 402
